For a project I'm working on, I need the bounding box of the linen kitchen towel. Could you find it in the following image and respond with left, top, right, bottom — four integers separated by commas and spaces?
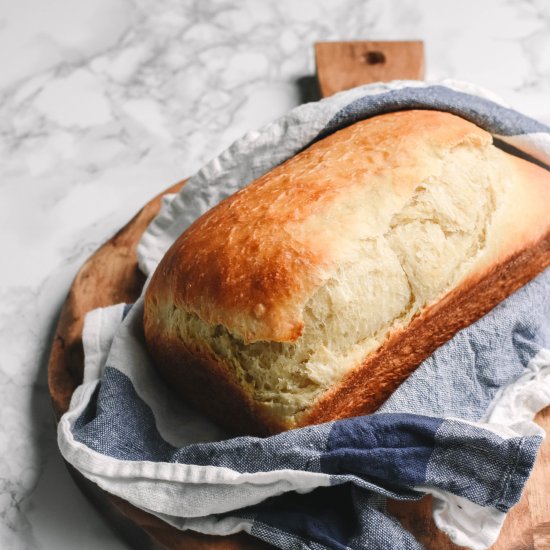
58, 80, 550, 550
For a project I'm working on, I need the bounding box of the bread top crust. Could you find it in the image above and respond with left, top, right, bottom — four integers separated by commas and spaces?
145, 110, 550, 344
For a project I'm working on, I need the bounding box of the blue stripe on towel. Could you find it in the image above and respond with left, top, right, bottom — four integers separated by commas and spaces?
320, 414, 443, 488
73, 368, 177, 461
319, 86, 550, 141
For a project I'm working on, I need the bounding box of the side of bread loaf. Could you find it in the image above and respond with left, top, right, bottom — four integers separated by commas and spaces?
144, 110, 550, 435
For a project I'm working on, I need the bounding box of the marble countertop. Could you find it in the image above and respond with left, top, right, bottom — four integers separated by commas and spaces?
1, 0, 549, 548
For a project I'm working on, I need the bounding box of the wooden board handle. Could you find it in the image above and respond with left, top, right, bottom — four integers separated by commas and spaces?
315, 40, 424, 98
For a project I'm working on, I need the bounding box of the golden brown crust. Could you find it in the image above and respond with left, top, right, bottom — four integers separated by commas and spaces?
146, 110, 490, 343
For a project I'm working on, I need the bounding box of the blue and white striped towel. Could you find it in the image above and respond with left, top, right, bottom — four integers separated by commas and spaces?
58, 80, 550, 550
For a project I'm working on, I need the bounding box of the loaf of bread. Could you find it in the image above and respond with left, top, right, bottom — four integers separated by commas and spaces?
144, 110, 550, 436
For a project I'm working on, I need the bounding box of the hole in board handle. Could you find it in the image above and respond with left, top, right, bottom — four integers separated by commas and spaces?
362, 51, 386, 65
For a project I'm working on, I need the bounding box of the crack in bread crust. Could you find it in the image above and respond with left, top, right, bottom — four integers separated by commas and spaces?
146, 231, 550, 436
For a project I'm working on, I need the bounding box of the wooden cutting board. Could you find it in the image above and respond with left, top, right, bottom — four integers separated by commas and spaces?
48, 41, 550, 549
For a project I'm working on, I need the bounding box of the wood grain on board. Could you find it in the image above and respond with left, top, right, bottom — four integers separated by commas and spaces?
315, 40, 424, 97
48, 40, 550, 549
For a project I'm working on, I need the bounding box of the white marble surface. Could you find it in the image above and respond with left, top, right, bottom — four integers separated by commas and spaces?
1, 0, 550, 547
